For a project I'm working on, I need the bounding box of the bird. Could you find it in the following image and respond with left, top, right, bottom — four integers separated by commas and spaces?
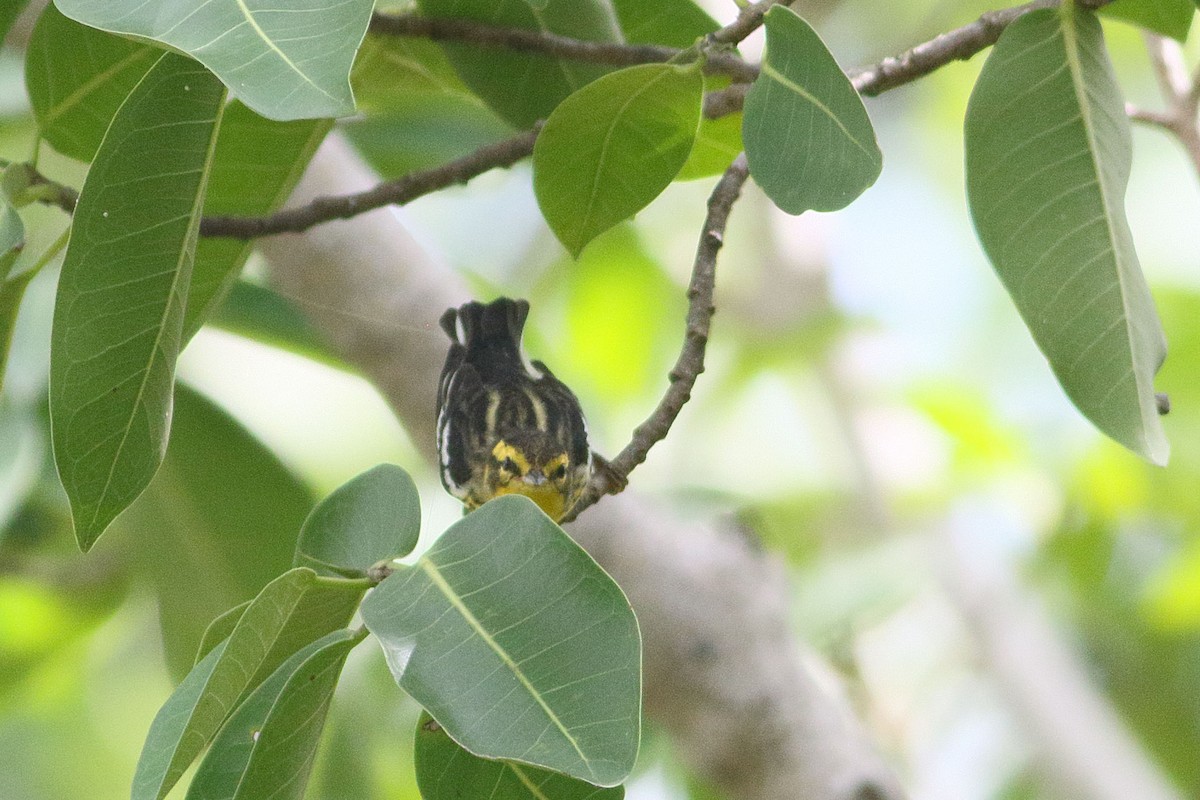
436, 297, 594, 522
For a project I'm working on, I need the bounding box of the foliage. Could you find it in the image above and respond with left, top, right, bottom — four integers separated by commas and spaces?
1, 0, 1199, 798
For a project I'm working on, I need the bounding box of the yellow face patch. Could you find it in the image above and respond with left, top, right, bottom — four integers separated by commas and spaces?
491, 440, 531, 476
492, 481, 567, 521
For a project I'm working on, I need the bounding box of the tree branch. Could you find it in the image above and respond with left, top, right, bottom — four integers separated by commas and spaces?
368, 12, 759, 83
199, 126, 540, 239
1133, 33, 1200, 178
563, 154, 750, 522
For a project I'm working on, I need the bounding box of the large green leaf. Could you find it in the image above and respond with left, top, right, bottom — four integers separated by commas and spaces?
24, 4, 159, 162
186, 629, 362, 800
295, 463, 421, 576
533, 63, 703, 257
743, 6, 882, 214
0, 194, 23, 281
121, 385, 311, 676
53, 0, 373, 121
184, 103, 330, 341
415, 712, 625, 799
49, 53, 226, 551
132, 568, 367, 800
965, 6, 1168, 464
415, 0, 621, 128
361, 495, 641, 787
1101, 0, 1193, 41
611, 0, 718, 48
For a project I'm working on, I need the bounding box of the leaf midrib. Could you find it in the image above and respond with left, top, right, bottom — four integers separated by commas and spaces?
419, 557, 594, 777
84, 62, 228, 537
1058, 7, 1144, 405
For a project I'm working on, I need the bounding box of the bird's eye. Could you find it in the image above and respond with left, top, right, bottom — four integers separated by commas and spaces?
500, 457, 519, 474
550, 464, 567, 481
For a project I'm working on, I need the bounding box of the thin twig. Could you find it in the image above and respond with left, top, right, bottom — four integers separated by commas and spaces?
199, 126, 541, 239
709, 0, 787, 46
1133, 33, 1200, 178
562, 154, 751, 522
369, 12, 759, 83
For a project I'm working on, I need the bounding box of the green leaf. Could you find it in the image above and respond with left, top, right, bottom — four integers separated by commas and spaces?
296, 463, 421, 576
0, 272, 35, 397
24, 5, 159, 163
186, 629, 362, 800
49, 53, 226, 551
195, 601, 250, 665
0, 195, 23, 281
361, 495, 641, 787
53, 0, 373, 121
743, 6, 882, 214
1101, 0, 1193, 41
132, 567, 366, 800
0, 1, 29, 43
207, 281, 344, 368
964, 7, 1168, 464
677, 87, 743, 181
611, 0, 718, 48
534, 63, 703, 257
415, 0, 621, 128
121, 385, 311, 677
184, 103, 331, 341
415, 712, 625, 800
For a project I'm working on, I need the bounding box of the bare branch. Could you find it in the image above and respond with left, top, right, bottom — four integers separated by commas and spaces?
369, 12, 759, 83
563, 154, 750, 522
199, 126, 540, 239
1131, 33, 1200, 179
709, 0, 787, 46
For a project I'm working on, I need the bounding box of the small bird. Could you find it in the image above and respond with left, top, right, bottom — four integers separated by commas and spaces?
436, 297, 593, 522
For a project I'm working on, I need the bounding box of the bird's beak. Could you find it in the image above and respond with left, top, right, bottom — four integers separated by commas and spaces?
522, 469, 548, 486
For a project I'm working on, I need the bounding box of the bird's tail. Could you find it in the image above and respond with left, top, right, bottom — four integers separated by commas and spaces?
440, 297, 530, 355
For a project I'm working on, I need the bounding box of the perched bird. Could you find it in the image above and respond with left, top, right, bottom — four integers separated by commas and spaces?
436, 297, 593, 522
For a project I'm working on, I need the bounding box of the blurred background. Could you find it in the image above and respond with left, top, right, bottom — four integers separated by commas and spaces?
2, 1, 1199, 798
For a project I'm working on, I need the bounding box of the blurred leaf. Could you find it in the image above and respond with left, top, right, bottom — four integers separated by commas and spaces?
965, 7, 1168, 464
207, 280, 344, 369
342, 94, 514, 175
0, 270, 33, 396
534, 63, 703, 257
362, 495, 641, 787
611, 0, 718, 47
132, 568, 366, 800
743, 6, 881, 214
184, 103, 331, 341
49, 53, 225, 551
677, 94, 742, 181
0, 397, 44, 536
563, 225, 681, 403
24, 4, 159, 162
414, 712, 624, 799
415, 0, 620, 128
1101, 0, 1193, 41
295, 463, 421, 575
351, 33, 472, 111
1145, 544, 1200, 628
0, 1, 29, 43
185, 629, 363, 800
1044, 518, 1200, 791
54, 0, 372, 121
120, 385, 312, 677
0, 194, 22, 280
194, 600, 249, 665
